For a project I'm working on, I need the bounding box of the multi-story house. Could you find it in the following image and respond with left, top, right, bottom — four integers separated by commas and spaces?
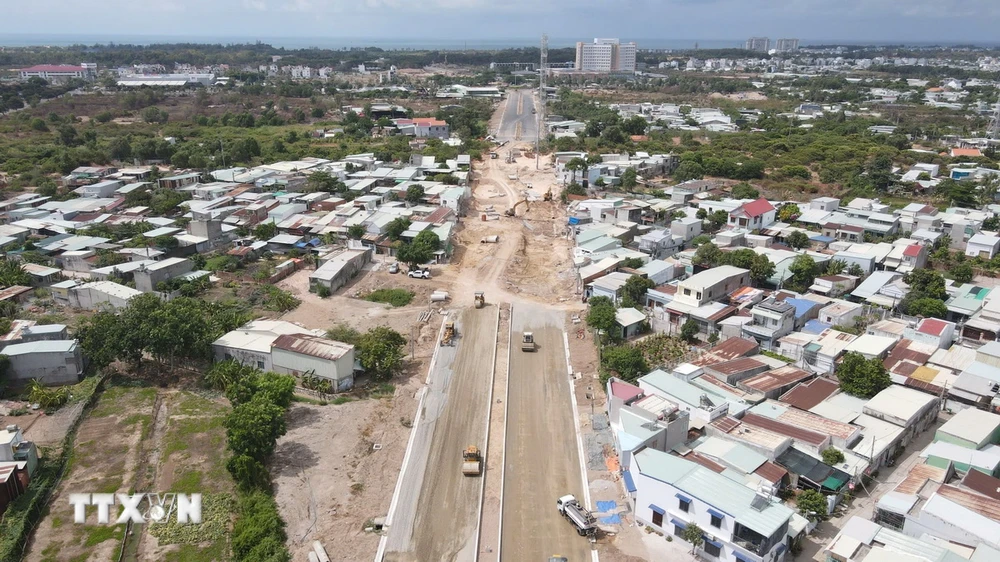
728, 198, 776, 230
743, 300, 796, 351
632, 448, 794, 562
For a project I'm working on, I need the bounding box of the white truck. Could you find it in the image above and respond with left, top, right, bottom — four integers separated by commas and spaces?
556, 495, 597, 537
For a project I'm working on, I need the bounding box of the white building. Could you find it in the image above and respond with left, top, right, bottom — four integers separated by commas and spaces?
632, 448, 794, 562
674, 266, 750, 308
575, 38, 637, 73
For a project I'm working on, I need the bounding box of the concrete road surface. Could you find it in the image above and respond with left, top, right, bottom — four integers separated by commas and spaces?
383, 306, 499, 562
497, 89, 538, 142
502, 307, 590, 562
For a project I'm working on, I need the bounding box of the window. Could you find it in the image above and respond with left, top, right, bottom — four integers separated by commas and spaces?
652, 510, 663, 527
710, 514, 722, 528
703, 541, 721, 558
678, 498, 690, 512
674, 524, 685, 537
684, 288, 691, 296
257, 361, 265, 369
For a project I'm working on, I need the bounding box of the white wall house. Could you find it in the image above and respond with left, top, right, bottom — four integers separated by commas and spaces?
633, 448, 793, 562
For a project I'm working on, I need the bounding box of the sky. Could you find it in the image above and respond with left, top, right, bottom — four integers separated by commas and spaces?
3, 0, 1000, 46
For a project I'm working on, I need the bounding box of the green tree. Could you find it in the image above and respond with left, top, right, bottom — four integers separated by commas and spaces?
356, 326, 406, 380
227, 372, 296, 409
673, 161, 705, 182
680, 319, 699, 342
688, 234, 712, 248
620, 257, 645, 269
75, 311, 123, 369
906, 298, 947, 319
730, 183, 759, 200
825, 259, 846, 275
253, 221, 277, 240
786, 230, 811, 250
797, 489, 829, 522
708, 210, 729, 232
225, 395, 288, 460
621, 275, 654, 309
822, 447, 846, 465
952, 261, 974, 284
900, 269, 948, 316
405, 185, 425, 204
778, 203, 801, 222
847, 263, 865, 277
0, 258, 30, 288
725, 248, 757, 270
786, 255, 817, 292
836, 351, 891, 398
681, 522, 705, 555
600, 345, 648, 383
205, 360, 260, 392
693, 242, 723, 267
384, 217, 411, 241
750, 254, 776, 287
621, 168, 638, 191
231, 492, 290, 560
586, 296, 618, 336
347, 224, 366, 240
306, 171, 343, 193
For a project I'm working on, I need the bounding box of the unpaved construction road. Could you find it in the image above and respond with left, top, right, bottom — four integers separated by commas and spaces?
502, 306, 590, 562
383, 305, 499, 562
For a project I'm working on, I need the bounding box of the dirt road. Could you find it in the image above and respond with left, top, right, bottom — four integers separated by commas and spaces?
502, 307, 590, 562
383, 305, 499, 562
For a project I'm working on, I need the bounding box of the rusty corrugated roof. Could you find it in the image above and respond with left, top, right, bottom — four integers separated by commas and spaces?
742, 413, 827, 445
778, 377, 840, 411
742, 366, 812, 393
754, 461, 788, 484
962, 469, 1000, 501
894, 463, 947, 495
682, 451, 726, 473
938, 484, 1000, 521
711, 416, 741, 433
707, 357, 767, 376
272, 334, 353, 361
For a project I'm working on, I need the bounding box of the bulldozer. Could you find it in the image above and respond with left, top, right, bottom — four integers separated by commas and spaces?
462, 446, 483, 476
442, 321, 455, 346
521, 332, 536, 352
474, 292, 485, 309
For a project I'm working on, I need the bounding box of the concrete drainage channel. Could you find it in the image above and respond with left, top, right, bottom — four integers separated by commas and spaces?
473, 302, 506, 561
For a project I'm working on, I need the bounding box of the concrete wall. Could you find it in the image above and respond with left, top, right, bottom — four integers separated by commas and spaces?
213, 345, 272, 371
134, 259, 194, 293
271, 347, 355, 391
7, 347, 83, 386
68, 286, 138, 311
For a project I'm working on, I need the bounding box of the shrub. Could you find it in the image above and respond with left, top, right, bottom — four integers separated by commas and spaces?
363, 288, 414, 307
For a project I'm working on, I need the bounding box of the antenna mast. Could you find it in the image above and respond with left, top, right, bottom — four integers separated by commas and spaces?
537, 33, 547, 170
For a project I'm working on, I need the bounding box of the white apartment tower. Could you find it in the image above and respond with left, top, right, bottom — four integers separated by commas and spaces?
775, 38, 800, 52
745, 37, 770, 52
575, 38, 637, 73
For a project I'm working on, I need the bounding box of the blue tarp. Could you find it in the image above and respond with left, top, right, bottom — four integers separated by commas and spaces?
596, 501, 618, 512
649, 504, 665, 515
599, 514, 622, 525
802, 319, 832, 335
707, 508, 726, 520
569, 217, 580, 225
622, 470, 636, 493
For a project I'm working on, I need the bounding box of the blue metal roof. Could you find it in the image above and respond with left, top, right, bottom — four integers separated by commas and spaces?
623, 470, 637, 493
784, 298, 818, 319
802, 319, 832, 335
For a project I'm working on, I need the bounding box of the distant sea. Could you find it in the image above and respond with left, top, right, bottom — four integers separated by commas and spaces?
2, 34, 997, 50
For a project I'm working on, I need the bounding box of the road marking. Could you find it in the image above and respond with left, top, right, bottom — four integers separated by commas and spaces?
495, 303, 513, 562
374, 316, 449, 562
564, 329, 600, 562
473, 304, 502, 561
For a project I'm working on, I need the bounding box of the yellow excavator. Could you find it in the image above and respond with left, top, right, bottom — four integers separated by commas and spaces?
505, 199, 529, 217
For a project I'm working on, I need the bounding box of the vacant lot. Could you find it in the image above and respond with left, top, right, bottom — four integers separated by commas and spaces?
25, 385, 234, 562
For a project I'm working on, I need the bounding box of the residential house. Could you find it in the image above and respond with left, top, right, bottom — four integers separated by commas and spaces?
809, 276, 856, 298
270, 334, 356, 391
586, 272, 631, 304
728, 198, 776, 230
212, 319, 325, 371
3, 340, 83, 386
967, 232, 1000, 259
935, 408, 1000, 450
133, 257, 195, 293
824, 516, 975, 562
309, 249, 371, 293
817, 301, 864, 328
742, 300, 796, 351
616, 308, 647, 339
605, 378, 690, 471
632, 448, 795, 562
67, 281, 142, 311
946, 284, 991, 322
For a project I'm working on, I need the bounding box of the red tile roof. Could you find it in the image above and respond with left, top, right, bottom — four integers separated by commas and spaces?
738, 198, 775, 218
951, 148, 983, 158
903, 244, 922, 258
609, 380, 644, 402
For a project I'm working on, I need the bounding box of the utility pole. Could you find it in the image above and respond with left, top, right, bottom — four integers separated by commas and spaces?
537, 33, 547, 171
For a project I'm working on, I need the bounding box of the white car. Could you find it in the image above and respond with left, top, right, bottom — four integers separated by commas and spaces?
388, 262, 400, 274
408, 268, 431, 279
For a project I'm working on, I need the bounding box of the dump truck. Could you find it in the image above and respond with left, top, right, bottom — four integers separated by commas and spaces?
556, 495, 597, 537
474, 292, 485, 309
442, 321, 455, 346
521, 332, 535, 352
462, 446, 483, 476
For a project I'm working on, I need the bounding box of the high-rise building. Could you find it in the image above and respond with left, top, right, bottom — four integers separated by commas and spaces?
745, 37, 770, 53
775, 38, 800, 53
575, 38, 637, 72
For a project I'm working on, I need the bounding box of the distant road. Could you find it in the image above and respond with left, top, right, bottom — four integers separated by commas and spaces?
496, 89, 538, 142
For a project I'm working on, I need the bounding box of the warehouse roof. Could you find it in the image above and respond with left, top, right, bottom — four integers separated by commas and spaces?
3, 340, 77, 355
634, 448, 794, 536
742, 366, 813, 394
863, 385, 937, 426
